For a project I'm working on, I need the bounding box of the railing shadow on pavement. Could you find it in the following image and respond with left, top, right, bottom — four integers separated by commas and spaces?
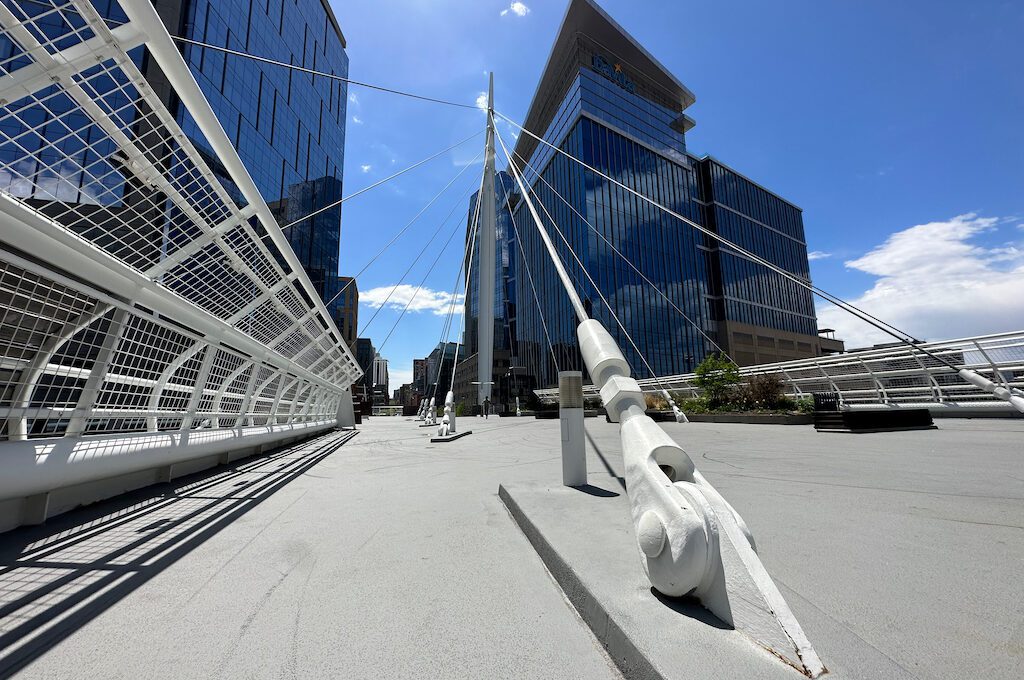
0, 429, 357, 678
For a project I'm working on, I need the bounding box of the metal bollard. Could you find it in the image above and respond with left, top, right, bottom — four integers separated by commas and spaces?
559, 371, 587, 486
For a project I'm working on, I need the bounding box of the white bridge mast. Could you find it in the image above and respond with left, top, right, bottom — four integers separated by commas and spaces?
477, 73, 497, 409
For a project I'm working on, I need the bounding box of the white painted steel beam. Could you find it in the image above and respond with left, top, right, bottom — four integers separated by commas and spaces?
117, 0, 361, 382
477, 74, 497, 407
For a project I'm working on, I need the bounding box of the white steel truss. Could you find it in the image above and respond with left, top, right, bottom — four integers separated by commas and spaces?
0, 0, 362, 443
535, 331, 1024, 411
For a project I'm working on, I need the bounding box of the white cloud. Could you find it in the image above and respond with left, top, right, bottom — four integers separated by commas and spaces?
348, 92, 359, 104
352, 115, 363, 124
500, 2, 530, 17
360, 164, 372, 173
360, 285, 464, 316
475, 91, 488, 110
390, 368, 414, 388
817, 213, 1024, 348
807, 251, 832, 261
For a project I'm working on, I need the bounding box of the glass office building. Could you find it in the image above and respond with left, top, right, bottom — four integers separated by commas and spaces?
462, 171, 516, 357
453, 172, 524, 410
176, 0, 350, 330
501, 0, 827, 388
0, 0, 351, 337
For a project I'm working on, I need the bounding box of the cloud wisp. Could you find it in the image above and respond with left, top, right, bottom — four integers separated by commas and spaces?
807, 251, 832, 261
500, 2, 530, 18
817, 213, 1024, 347
360, 284, 465, 317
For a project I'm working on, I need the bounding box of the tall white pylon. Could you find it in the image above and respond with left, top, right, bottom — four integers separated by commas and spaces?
477, 73, 497, 410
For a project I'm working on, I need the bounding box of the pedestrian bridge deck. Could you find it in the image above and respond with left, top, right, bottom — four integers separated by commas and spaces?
0, 417, 1020, 679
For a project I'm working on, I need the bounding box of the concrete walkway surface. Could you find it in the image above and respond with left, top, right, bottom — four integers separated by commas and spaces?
0, 416, 1019, 679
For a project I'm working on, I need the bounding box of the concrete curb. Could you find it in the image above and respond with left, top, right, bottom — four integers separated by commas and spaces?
686, 413, 813, 425
498, 484, 663, 680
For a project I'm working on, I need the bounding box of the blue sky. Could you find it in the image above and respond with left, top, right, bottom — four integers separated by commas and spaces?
331, 0, 1023, 387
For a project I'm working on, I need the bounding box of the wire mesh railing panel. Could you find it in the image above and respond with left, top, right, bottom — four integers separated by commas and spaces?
537, 332, 1024, 409
0, 0, 362, 442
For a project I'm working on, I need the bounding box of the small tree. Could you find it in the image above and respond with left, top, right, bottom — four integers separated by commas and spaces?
693, 353, 741, 408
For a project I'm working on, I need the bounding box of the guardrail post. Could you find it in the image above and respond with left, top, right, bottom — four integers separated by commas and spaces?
559, 371, 586, 486
65, 308, 129, 438
181, 345, 218, 430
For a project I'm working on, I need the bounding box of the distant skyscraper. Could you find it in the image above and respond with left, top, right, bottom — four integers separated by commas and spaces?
353, 337, 375, 398
454, 171, 518, 409
413, 359, 428, 394
372, 353, 389, 394
498, 0, 832, 388
425, 342, 458, 400
333, 277, 359, 350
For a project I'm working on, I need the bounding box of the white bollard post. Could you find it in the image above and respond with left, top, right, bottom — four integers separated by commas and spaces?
559, 371, 587, 486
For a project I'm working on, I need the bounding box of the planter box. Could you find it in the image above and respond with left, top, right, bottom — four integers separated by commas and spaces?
536, 410, 601, 419
814, 408, 936, 433
686, 413, 814, 425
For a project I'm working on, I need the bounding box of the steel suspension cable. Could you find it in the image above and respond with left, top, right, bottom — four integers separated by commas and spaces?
429, 160, 488, 401
284, 131, 481, 232
359, 180, 479, 336
170, 36, 480, 109
447, 184, 483, 396
323, 148, 483, 309
374, 215, 468, 355
508, 146, 735, 366
498, 159, 561, 375
498, 127, 678, 398
494, 110, 962, 371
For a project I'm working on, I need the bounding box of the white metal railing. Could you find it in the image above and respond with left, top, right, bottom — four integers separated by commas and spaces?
535, 331, 1024, 410
0, 0, 361, 445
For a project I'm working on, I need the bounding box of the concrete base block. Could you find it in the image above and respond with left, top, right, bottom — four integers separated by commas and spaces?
429, 430, 472, 443
20, 492, 50, 526
499, 482, 912, 680
157, 464, 175, 484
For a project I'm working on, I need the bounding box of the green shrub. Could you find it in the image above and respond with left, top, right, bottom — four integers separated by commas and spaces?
455, 401, 466, 417
693, 354, 741, 407
678, 397, 710, 414
794, 397, 815, 414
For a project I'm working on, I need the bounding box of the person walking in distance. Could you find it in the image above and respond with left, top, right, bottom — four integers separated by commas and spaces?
483, 397, 491, 419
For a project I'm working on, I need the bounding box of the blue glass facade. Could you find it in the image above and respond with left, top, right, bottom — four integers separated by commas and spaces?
176, 0, 350, 325
464, 171, 515, 357
501, 2, 820, 388
697, 159, 817, 338
0, 0, 350, 336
